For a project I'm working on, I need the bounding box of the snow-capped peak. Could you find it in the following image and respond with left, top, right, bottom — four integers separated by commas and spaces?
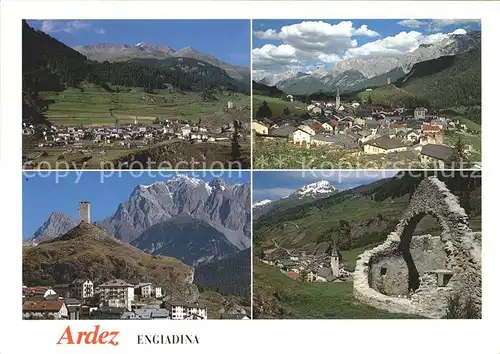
253, 199, 273, 208
138, 175, 205, 189
138, 181, 162, 189
135, 42, 146, 47
291, 180, 337, 199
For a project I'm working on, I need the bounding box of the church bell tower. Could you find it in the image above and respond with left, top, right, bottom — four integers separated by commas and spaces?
330, 242, 340, 277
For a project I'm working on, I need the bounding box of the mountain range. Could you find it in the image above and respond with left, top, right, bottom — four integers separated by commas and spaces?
73, 42, 250, 84
29, 175, 251, 267
259, 31, 481, 95
253, 171, 481, 255
253, 180, 338, 219
22, 20, 250, 125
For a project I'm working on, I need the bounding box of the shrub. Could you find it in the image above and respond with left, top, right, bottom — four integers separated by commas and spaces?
443, 292, 480, 319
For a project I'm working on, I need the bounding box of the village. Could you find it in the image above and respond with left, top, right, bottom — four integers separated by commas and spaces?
253, 89, 480, 168
259, 244, 354, 284
22, 278, 216, 320
22, 100, 249, 169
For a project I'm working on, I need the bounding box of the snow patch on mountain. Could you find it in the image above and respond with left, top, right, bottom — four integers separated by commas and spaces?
291, 180, 337, 199
253, 199, 273, 208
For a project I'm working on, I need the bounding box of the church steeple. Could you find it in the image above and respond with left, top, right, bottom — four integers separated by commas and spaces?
330, 241, 340, 277
335, 87, 340, 110
331, 242, 338, 257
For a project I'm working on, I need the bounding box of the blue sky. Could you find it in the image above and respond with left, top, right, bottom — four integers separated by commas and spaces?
27, 20, 251, 67
252, 19, 481, 78
22, 171, 250, 239
253, 170, 397, 202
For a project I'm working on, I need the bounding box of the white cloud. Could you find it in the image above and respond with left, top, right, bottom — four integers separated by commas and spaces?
345, 29, 466, 60
39, 20, 105, 35
397, 19, 480, 31
252, 44, 300, 70
353, 25, 379, 37
253, 21, 380, 75
397, 19, 427, 28
253, 19, 477, 76
429, 19, 480, 30
254, 29, 279, 40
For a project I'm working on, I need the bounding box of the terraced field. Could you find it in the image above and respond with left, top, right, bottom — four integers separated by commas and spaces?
38, 85, 249, 127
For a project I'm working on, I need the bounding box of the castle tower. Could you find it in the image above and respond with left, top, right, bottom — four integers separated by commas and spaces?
330, 242, 340, 278
79, 201, 90, 223
335, 87, 340, 110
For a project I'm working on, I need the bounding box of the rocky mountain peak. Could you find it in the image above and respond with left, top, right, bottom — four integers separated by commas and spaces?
30, 212, 78, 244
291, 180, 337, 199
208, 178, 226, 191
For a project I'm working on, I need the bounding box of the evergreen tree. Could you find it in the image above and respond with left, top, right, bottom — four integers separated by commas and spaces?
282, 107, 290, 117
256, 101, 272, 118
448, 136, 470, 168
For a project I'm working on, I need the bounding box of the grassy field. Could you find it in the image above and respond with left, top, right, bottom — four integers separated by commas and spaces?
253, 94, 306, 118
38, 84, 249, 126
444, 131, 481, 161
357, 85, 415, 106
253, 261, 419, 319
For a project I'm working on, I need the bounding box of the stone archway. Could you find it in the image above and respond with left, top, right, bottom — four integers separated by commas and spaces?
353, 176, 481, 318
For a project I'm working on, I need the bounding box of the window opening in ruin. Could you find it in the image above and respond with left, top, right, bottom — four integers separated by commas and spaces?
443, 273, 452, 287
380, 267, 387, 276
400, 213, 447, 293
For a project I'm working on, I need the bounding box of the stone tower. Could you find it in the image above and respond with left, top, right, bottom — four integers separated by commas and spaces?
330, 243, 340, 277
335, 87, 340, 110
79, 201, 90, 223
386, 76, 391, 85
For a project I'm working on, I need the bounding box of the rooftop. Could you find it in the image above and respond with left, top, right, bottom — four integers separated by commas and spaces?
364, 135, 406, 150
99, 279, 134, 288
23, 300, 65, 312
420, 144, 454, 161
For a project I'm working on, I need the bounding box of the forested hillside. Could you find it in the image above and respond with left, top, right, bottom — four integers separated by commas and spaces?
398, 48, 481, 108
194, 248, 251, 298
253, 171, 481, 254
22, 20, 247, 123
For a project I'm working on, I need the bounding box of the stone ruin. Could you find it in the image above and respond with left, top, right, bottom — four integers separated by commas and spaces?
353, 176, 481, 318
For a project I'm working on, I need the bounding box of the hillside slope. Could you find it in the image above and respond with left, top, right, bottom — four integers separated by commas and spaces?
23, 222, 195, 297
254, 171, 481, 254
194, 248, 251, 299
399, 48, 481, 108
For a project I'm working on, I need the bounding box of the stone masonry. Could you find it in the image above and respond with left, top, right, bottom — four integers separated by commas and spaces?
79, 201, 91, 223
353, 176, 481, 318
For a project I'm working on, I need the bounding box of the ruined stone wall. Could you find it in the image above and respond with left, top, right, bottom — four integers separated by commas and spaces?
370, 235, 448, 296
353, 176, 482, 318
